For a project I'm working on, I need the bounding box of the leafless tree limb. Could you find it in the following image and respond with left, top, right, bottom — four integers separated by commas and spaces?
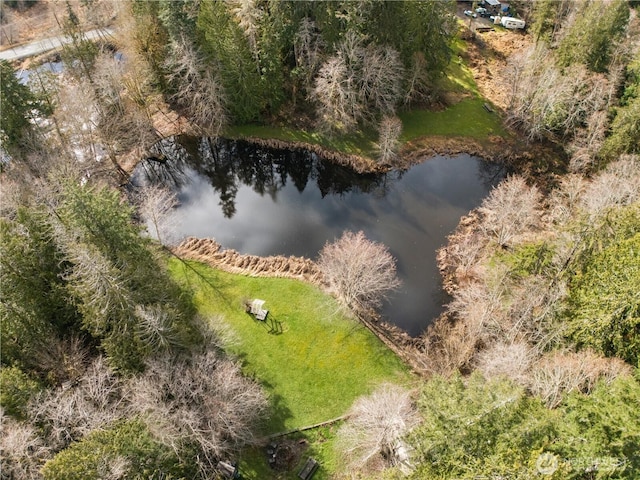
376, 115, 402, 165
136, 183, 180, 246
28, 356, 125, 450
336, 384, 420, 473
479, 175, 542, 248
166, 35, 228, 136
1, 410, 50, 480
318, 230, 400, 312
128, 350, 268, 476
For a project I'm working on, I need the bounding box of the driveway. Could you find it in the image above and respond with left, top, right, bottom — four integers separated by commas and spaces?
0, 28, 114, 62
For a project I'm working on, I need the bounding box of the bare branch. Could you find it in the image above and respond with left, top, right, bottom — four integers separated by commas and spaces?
1, 410, 50, 480
28, 356, 125, 450
318, 230, 400, 311
166, 36, 228, 136
336, 384, 420, 473
128, 351, 268, 476
528, 350, 632, 408
479, 175, 542, 247
376, 115, 402, 165
136, 183, 181, 246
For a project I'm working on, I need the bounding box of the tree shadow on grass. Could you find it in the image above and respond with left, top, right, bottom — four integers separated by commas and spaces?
176, 260, 237, 309
258, 380, 295, 438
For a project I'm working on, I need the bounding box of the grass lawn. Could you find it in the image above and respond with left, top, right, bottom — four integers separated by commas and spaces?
224, 123, 379, 158
169, 259, 411, 435
224, 35, 507, 160
169, 259, 411, 479
225, 95, 506, 160
399, 97, 508, 141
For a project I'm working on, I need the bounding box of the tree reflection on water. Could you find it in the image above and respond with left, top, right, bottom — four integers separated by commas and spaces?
135, 136, 388, 219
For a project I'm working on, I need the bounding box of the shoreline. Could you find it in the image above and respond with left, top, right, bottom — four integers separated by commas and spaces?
139, 128, 563, 376
172, 236, 428, 373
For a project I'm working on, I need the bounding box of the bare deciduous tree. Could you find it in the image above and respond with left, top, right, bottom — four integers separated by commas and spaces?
376, 115, 402, 165
445, 273, 508, 345
312, 55, 361, 133
312, 32, 404, 132
505, 44, 617, 144
474, 341, 538, 386
440, 232, 487, 284
0, 410, 49, 480
29, 356, 125, 450
403, 52, 433, 105
417, 316, 479, 377
166, 35, 228, 136
136, 184, 180, 246
579, 156, 640, 217
479, 175, 542, 247
507, 274, 567, 348
528, 350, 632, 408
128, 351, 267, 476
547, 174, 587, 225
360, 45, 404, 116
336, 384, 420, 473
294, 17, 324, 90
318, 230, 400, 311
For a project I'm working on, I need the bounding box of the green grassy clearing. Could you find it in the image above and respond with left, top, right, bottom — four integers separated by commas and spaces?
440, 34, 482, 96
169, 259, 411, 435
226, 95, 506, 160
224, 35, 507, 160
169, 260, 411, 478
224, 123, 379, 158
399, 97, 508, 141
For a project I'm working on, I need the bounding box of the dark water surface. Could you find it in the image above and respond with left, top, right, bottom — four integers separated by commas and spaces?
132, 137, 504, 336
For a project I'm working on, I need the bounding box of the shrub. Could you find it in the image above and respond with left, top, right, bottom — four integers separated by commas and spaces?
0, 366, 41, 419
41, 418, 194, 480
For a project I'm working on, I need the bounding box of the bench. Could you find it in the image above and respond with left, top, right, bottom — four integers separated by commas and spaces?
250, 299, 269, 321
298, 457, 319, 480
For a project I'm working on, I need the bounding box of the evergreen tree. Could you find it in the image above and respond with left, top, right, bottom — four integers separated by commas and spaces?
557, 0, 629, 73
0, 61, 45, 158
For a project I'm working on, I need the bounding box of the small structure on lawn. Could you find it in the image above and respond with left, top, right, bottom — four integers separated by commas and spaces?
298, 457, 319, 480
217, 461, 239, 479
249, 298, 269, 321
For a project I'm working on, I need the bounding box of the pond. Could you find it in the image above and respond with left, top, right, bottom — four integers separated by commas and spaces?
131, 137, 505, 336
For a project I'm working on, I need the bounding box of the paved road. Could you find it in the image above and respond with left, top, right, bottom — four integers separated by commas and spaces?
0, 28, 114, 62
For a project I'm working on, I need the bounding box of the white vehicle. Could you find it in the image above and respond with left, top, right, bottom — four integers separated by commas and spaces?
501, 17, 526, 29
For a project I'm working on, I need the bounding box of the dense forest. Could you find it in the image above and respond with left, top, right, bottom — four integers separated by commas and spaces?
1, 1, 639, 479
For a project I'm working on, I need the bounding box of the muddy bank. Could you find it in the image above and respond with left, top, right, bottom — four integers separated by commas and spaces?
173, 236, 430, 374
237, 133, 564, 184
400, 134, 565, 181
236, 136, 385, 174
173, 237, 323, 284
436, 209, 486, 297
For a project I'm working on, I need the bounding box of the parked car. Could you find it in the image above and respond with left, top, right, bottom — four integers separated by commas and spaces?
475, 7, 490, 17
464, 10, 477, 18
